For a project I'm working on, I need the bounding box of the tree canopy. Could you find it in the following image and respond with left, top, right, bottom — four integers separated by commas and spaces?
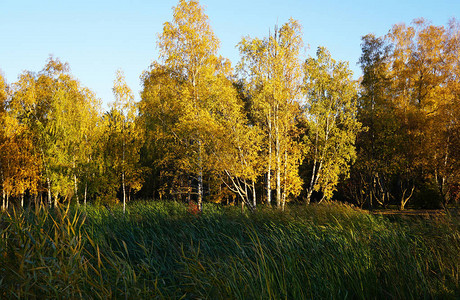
1, 2, 458, 211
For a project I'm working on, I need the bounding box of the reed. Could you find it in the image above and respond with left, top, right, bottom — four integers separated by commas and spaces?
1, 201, 459, 299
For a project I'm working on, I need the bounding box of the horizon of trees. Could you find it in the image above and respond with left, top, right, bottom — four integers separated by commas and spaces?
1, 0, 459, 211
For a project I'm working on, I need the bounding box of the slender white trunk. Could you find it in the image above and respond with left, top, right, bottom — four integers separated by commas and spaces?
74, 174, 79, 205
21, 193, 24, 208
47, 177, 52, 207
197, 140, 203, 212
282, 149, 287, 211
275, 119, 281, 208
122, 171, 126, 214
307, 127, 321, 205
84, 182, 87, 207
267, 115, 272, 205
276, 169, 281, 208
122, 125, 126, 214
306, 190, 313, 205
192, 70, 203, 212
244, 180, 248, 205
198, 167, 203, 211
252, 180, 256, 209
266, 170, 271, 204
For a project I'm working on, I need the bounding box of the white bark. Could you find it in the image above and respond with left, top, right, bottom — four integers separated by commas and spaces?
282, 149, 287, 211
47, 177, 52, 207
74, 173, 79, 205
84, 182, 87, 207
267, 114, 272, 205
197, 140, 203, 212
275, 106, 281, 208
252, 180, 256, 209
122, 171, 126, 214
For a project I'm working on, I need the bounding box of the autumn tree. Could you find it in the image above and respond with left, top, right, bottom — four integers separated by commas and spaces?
386, 18, 460, 208
210, 89, 263, 210
238, 19, 304, 209
160, 0, 218, 211
10, 57, 101, 206
75, 91, 102, 206
302, 47, 361, 203
0, 116, 40, 208
139, 64, 187, 201
351, 18, 460, 209
347, 34, 400, 208
10, 67, 56, 205
140, 0, 252, 211
108, 70, 143, 213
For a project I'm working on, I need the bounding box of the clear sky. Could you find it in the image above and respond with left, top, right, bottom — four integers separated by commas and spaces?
1, 0, 458, 108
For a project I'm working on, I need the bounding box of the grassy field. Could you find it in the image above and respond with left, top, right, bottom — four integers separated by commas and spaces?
1, 201, 459, 299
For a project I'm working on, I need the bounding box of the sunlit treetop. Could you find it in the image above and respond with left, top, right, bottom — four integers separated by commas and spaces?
158, 0, 220, 78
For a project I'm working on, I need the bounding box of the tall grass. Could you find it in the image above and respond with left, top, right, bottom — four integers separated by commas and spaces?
1, 201, 459, 299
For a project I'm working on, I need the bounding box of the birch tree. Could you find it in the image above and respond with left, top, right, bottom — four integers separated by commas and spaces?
238, 19, 304, 208
10, 57, 101, 206
387, 18, 460, 208
352, 34, 398, 208
143, 0, 245, 211
110, 70, 143, 213
303, 47, 361, 203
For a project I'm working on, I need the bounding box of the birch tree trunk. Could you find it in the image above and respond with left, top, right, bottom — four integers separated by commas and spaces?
84, 182, 87, 207
47, 177, 52, 207
197, 140, 203, 212
122, 171, 126, 214
267, 114, 272, 206
282, 149, 287, 211
252, 180, 256, 209
74, 174, 79, 205
54, 192, 58, 208
122, 130, 126, 214
275, 109, 281, 208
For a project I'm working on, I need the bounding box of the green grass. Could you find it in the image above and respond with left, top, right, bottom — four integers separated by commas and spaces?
1, 201, 459, 299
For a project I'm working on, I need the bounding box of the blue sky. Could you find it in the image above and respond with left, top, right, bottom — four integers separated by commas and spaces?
1, 0, 458, 108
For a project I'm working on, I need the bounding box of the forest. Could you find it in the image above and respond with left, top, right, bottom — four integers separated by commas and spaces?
1, 0, 459, 298
1, 1, 459, 212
